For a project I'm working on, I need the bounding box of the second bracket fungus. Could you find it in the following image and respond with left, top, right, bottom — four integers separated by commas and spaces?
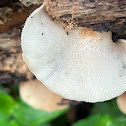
21, 3, 126, 102
20, 80, 68, 111
117, 92, 126, 114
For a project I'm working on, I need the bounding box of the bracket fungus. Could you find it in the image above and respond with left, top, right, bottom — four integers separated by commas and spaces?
117, 92, 126, 114
20, 80, 68, 111
21, 3, 126, 103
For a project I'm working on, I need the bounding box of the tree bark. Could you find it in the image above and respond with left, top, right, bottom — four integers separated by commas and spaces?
46, 0, 126, 38
0, 27, 34, 84
0, 5, 38, 33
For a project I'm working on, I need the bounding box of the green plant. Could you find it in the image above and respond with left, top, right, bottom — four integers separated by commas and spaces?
73, 99, 126, 126
0, 92, 69, 126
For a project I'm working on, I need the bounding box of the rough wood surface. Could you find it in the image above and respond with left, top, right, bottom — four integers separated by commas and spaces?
0, 28, 34, 84
0, 1, 38, 84
0, 5, 38, 33
46, 0, 126, 37
19, 0, 43, 6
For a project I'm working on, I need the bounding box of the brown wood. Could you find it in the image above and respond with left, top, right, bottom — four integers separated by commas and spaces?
45, 0, 126, 37
0, 27, 34, 84
0, 5, 39, 33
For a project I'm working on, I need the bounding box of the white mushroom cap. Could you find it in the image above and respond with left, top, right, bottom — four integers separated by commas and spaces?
21, 3, 126, 102
117, 92, 126, 114
20, 80, 68, 111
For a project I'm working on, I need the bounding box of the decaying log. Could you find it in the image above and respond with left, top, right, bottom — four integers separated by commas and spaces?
0, 27, 21, 52
0, 5, 38, 33
19, 0, 43, 6
0, 1, 38, 84
0, 27, 34, 84
46, 0, 126, 21
45, 0, 126, 38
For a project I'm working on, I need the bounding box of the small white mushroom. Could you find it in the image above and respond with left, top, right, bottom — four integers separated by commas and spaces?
20, 80, 68, 111
21, 3, 126, 102
117, 92, 126, 114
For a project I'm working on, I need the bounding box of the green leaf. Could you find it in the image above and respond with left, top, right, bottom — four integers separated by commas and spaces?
0, 111, 8, 122
0, 111, 20, 126
0, 119, 21, 126
0, 86, 7, 94
91, 102, 111, 115
91, 99, 126, 119
73, 99, 126, 126
73, 114, 119, 126
0, 94, 17, 115
13, 101, 68, 126
9, 120, 21, 126
41, 123, 52, 126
